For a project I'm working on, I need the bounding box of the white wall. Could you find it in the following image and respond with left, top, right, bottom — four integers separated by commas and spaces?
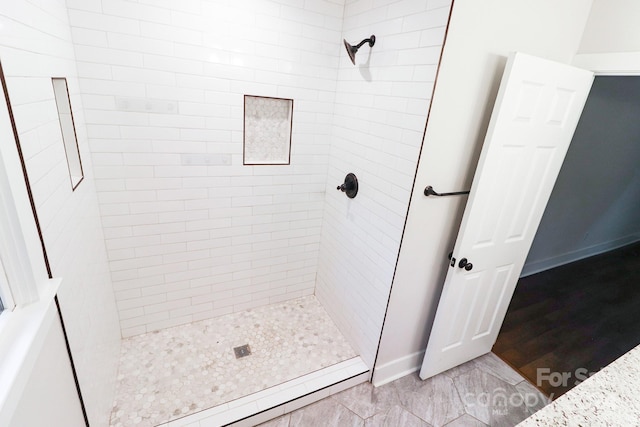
534, 0, 640, 272
573, 1, 640, 75
579, 0, 640, 54
0, 1, 121, 425
316, 0, 451, 368
66, 0, 345, 337
8, 307, 85, 427
374, 0, 595, 385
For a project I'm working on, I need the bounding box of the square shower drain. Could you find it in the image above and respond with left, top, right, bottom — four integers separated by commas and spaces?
234, 344, 251, 359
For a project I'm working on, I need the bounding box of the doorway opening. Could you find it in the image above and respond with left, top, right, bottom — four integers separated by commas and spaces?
493, 75, 640, 398
493, 242, 640, 398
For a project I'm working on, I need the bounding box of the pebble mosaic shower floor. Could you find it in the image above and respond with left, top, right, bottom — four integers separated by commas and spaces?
109, 296, 357, 426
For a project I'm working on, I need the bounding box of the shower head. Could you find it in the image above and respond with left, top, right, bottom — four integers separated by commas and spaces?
343, 35, 376, 65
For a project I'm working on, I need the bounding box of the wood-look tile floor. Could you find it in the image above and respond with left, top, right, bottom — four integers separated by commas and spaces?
259, 353, 548, 427
493, 242, 640, 399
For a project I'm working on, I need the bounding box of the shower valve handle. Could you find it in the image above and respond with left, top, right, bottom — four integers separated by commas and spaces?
337, 173, 358, 198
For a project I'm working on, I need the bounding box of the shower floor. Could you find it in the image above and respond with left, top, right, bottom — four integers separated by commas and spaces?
109, 295, 357, 427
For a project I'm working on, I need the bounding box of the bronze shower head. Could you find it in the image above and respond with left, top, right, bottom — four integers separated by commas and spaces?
343, 35, 376, 65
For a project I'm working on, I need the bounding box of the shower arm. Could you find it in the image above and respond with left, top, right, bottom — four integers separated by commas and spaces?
353, 38, 374, 49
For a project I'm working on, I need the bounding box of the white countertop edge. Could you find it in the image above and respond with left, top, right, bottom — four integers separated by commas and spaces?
0, 277, 62, 426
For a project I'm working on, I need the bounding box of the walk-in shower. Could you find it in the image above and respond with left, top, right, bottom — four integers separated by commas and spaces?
0, 0, 452, 425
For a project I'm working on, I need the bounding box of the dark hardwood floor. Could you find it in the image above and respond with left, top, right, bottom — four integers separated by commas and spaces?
493, 241, 640, 399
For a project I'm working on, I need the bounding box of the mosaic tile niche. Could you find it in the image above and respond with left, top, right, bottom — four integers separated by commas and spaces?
243, 95, 293, 165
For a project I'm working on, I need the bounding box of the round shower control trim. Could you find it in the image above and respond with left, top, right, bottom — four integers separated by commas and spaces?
337, 173, 358, 198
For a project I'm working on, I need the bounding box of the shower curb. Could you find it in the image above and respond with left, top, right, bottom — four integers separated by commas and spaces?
158, 357, 369, 427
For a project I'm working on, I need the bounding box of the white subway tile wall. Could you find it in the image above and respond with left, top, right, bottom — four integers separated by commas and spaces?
66, 0, 451, 368
316, 0, 451, 367
0, 1, 121, 425
66, 0, 345, 337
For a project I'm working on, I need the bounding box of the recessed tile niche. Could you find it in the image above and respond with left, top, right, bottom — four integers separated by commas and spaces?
52, 77, 84, 189
243, 95, 293, 165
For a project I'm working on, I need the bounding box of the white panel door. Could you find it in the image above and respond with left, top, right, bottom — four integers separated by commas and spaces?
420, 52, 594, 379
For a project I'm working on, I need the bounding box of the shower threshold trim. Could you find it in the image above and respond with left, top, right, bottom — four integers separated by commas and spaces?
164, 357, 369, 426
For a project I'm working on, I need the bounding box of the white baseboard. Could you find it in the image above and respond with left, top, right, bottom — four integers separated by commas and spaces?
372, 350, 425, 387
521, 234, 640, 277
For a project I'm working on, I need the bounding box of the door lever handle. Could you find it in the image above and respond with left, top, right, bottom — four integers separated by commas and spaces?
424, 185, 470, 197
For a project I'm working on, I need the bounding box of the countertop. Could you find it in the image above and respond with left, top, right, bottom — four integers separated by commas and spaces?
517, 344, 640, 425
